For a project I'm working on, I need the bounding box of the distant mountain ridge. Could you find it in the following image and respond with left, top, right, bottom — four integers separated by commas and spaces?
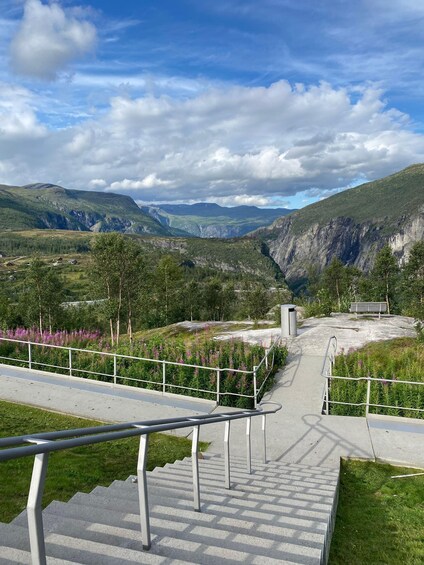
255, 164, 424, 286
0, 183, 171, 235
141, 202, 295, 238
0, 183, 294, 238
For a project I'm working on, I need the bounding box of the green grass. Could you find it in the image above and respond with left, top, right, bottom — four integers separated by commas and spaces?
330, 460, 424, 565
0, 400, 208, 523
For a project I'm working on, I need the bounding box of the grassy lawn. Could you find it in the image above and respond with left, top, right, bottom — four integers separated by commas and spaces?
330, 460, 424, 565
0, 400, 208, 523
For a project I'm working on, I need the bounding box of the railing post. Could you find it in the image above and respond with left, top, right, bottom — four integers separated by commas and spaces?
192, 425, 201, 511
265, 350, 269, 370
27, 452, 49, 565
325, 377, 329, 415
68, 349, 72, 377
137, 433, 151, 550
365, 378, 371, 417
246, 417, 252, 474
28, 342, 32, 370
224, 421, 231, 489
113, 354, 117, 385
262, 415, 267, 464
253, 367, 257, 409
216, 369, 220, 405
162, 362, 166, 393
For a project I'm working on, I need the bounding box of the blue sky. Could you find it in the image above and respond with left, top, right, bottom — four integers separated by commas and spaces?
1, 0, 424, 208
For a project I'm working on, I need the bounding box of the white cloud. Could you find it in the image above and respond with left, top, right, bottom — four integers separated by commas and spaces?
1, 80, 424, 202
10, 0, 96, 80
88, 178, 107, 188
0, 82, 45, 138
206, 194, 274, 207
109, 175, 173, 191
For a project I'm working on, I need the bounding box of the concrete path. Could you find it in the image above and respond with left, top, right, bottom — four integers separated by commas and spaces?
0, 364, 214, 423
202, 351, 376, 468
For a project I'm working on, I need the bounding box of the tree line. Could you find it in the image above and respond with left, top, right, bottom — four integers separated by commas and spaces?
0, 233, 287, 340
303, 242, 424, 320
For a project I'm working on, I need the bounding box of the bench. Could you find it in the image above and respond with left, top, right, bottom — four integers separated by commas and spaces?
349, 302, 387, 318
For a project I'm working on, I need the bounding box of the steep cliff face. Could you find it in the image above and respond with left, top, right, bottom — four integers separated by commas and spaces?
257, 165, 424, 285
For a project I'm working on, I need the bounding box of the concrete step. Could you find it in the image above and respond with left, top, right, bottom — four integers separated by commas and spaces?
132, 468, 335, 507
38, 498, 323, 565
5, 511, 191, 565
109, 480, 330, 532
203, 453, 339, 475
142, 476, 333, 521
3, 453, 339, 565
146, 469, 334, 512
198, 455, 339, 483
76, 485, 327, 547
167, 459, 338, 495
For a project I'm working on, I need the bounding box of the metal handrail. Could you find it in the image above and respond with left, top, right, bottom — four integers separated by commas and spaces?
0, 401, 281, 565
321, 336, 424, 416
321, 336, 337, 415
0, 336, 282, 407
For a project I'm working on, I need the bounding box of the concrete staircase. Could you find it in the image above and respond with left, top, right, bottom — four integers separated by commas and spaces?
0, 453, 339, 564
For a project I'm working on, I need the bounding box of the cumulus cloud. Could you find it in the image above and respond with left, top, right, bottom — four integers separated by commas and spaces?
110, 175, 173, 191
0, 83, 46, 138
206, 194, 275, 207
88, 178, 107, 188
10, 0, 96, 80
1, 80, 424, 203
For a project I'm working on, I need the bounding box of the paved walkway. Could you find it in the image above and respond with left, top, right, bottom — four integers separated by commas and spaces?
0, 364, 214, 422
0, 314, 423, 469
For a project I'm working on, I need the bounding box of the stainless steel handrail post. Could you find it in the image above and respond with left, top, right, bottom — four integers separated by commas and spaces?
216, 369, 220, 404
246, 417, 251, 474
365, 378, 371, 417
28, 342, 32, 370
253, 367, 257, 409
325, 377, 329, 415
224, 420, 231, 489
27, 447, 50, 565
113, 354, 117, 385
192, 425, 201, 511
262, 414, 267, 464
162, 362, 166, 393
68, 349, 72, 377
137, 432, 151, 550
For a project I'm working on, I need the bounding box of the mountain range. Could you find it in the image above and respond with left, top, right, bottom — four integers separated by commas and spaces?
1, 165, 423, 290
0, 183, 292, 238
140, 203, 294, 238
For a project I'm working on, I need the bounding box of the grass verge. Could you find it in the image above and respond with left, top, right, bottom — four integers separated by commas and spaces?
0, 400, 208, 523
330, 459, 424, 565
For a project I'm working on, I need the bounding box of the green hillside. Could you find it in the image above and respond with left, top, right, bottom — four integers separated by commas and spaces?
284, 164, 424, 235
0, 183, 170, 235
0, 230, 284, 301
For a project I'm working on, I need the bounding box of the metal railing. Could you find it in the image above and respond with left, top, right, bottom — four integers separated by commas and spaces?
321, 336, 338, 415
0, 336, 281, 407
0, 401, 282, 565
321, 336, 424, 417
